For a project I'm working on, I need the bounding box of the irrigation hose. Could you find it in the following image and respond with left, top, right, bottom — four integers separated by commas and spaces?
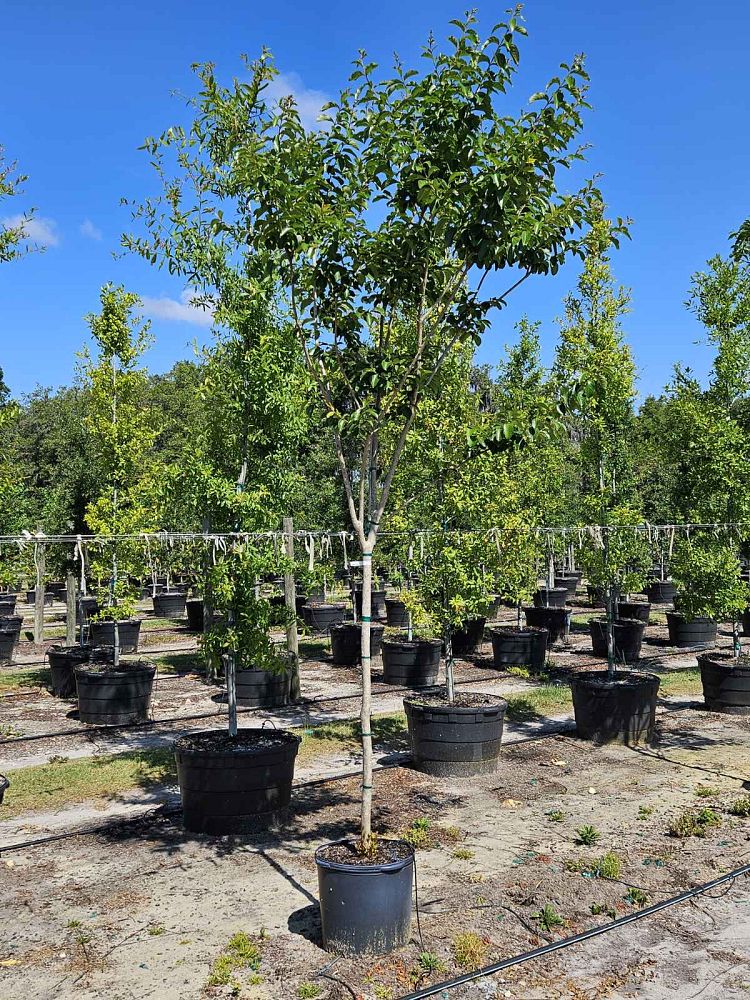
398, 863, 750, 1000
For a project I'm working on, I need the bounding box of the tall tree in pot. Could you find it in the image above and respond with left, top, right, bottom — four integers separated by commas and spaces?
125, 11, 615, 954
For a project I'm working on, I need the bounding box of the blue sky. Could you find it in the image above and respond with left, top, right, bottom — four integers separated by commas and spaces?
2, 0, 748, 400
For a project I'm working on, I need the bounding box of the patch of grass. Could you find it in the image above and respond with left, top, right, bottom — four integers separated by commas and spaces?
506, 666, 530, 679
568, 851, 622, 879
373, 987, 394, 1000
297, 711, 408, 765
668, 807, 721, 838
150, 652, 204, 675
534, 904, 564, 931
658, 668, 703, 698
728, 796, 750, 817
417, 951, 446, 974
626, 887, 649, 908
452, 847, 475, 861
637, 805, 654, 820
452, 932, 488, 971
147, 924, 165, 936
695, 784, 720, 799
441, 825, 463, 843
0, 723, 23, 738
547, 810, 565, 822
402, 816, 432, 849
3, 747, 177, 817
505, 685, 572, 722
206, 931, 262, 990
575, 825, 600, 846
297, 984, 322, 999
298, 638, 330, 658
0, 668, 51, 692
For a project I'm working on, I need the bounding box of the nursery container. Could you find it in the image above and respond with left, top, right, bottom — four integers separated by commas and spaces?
75, 596, 100, 624
523, 606, 569, 645
48, 644, 91, 698
616, 600, 651, 624
186, 598, 205, 632
301, 602, 347, 632
384, 597, 409, 628
570, 670, 660, 745
354, 587, 387, 620
0, 615, 23, 633
316, 839, 414, 955
75, 659, 155, 725
0, 628, 19, 664
450, 617, 486, 656
589, 617, 646, 663
0, 774, 8, 805
554, 574, 579, 599
404, 692, 507, 776
153, 591, 187, 618
533, 587, 568, 609
490, 625, 548, 673
666, 612, 717, 649
0, 595, 17, 613
697, 653, 750, 715
235, 665, 291, 708
88, 619, 141, 653
587, 585, 605, 607
26, 589, 53, 606
646, 580, 677, 605
175, 728, 300, 835
381, 637, 441, 687
330, 622, 384, 664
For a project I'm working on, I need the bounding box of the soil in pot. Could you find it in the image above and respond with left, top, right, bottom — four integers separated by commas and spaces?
617, 600, 651, 624
48, 645, 90, 698
153, 591, 187, 618
234, 666, 291, 708
697, 652, 750, 715
451, 618, 486, 655
174, 728, 301, 835
301, 602, 347, 633
330, 622, 385, 664
404, 691, 507, 777
589, 617, 646, 663
384, 597, 409, 628
570, 669, 660, 745
75, 659, 156, 725
186, 598, 204, 632
354, 587, 387, 620
88, 619, 141, 653
490, 625, 548, 673
381, 637, 441, 686
316, 839, 414, 956
533, 587, 568, 609
523, 606, 569, 645
646, 579, 677, 604
666, 612, 717, 649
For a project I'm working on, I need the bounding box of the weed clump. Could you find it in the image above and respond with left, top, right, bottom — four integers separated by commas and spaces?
728, 796, 750, 817
534, 904, 564, 931
206, 931, 262, 991
452, 932, 488, 970
575, 825, 600, 846
668, 807, 721, 838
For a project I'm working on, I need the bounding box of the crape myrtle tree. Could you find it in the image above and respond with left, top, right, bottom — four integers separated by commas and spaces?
80, 285, 157, 662
125, 11, 620, 849
553, 213, 639, 674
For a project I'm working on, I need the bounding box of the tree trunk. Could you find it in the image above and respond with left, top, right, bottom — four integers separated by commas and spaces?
34, 541, 45, 646
283, 517, 300, 700
359, 541, 375, 849
65, 571, 77, 647
445, 626, 455, 703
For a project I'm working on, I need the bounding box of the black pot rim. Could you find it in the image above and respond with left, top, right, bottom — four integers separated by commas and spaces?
490, 625, 548, 637
697, 652, 750, 671
535, 587, 568, 595
589, 617, 646, 628
570, 669, 660, 691
90, 618, 143, 627
174, 727, 301, 756
382, 636, 441, 651
331, 622, 385, 633
315, 838, 414, 874
48, 645, 90, 661
403, 691, 508, 714
74, 661, 156, 679
303, 602, 347, 611
665, 612, 716, 625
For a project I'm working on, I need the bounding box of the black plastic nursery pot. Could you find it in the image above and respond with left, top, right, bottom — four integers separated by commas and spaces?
48, 582, 67, 600
75, 660, 156, 725
381, 637, 441, 687
589, 617, 646, 663
384, 597, 409, 628
88, 619, 142, 653
26, 589, 54, 606
76, 596, 100, 624
666, 612, 717, 649
316, 839, 415, 956
616, 600, 651, 624
523, 606, 569, 645
330, 622, 385, 664
697, 653, 750, 715
741, 607, 750, 637
234, 665, 291, 708
0, 594, 17, 612
0, 615, 23, 632
0, 774, 8, 805
587, 585, 605, 607
533, 587, 568, 609
301, 602, 348, 632
186, 598, 204, 632
0, 629, 19, 665
354, 588, 387, 620
554, 575, 579, 599
489, 625, 548, 673
404, 692, 507, 776
570, 670, 660, 745
174, 728, 301, 835
646, 579, 677, 605
48, 645, 91, 698
451, 618, 487, 656
153, 591, 187, 618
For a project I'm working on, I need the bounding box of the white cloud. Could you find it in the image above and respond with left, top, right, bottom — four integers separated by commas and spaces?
80, 218, 102, 241
3, 213, 59, 247
140, 288, 215, 328
265, 71, 329, 131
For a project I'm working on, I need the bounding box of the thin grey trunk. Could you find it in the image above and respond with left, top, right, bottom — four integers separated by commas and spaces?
445, 627, 455, 702
33, 540, 45, 645
65, 570, 77, 646
283, 517, 300, 700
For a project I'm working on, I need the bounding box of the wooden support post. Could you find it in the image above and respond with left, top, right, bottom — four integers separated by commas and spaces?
283, 517, 300, 700
65, 570, 77, 647
34, 541, 46, 646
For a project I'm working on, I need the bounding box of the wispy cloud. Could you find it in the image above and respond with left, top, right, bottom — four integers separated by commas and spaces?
80, 218, 102, 241
140, 288, 215, 328
265, 71, 329, 131
2, 214, 59, 247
